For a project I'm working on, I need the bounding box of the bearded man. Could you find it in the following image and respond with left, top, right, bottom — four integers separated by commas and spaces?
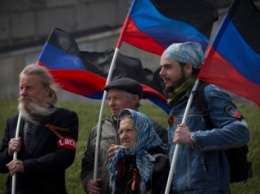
159, 42, 250, 194
0, 64, 79, 194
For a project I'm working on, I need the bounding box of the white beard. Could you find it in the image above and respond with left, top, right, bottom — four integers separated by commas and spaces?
18, 98, 55, 124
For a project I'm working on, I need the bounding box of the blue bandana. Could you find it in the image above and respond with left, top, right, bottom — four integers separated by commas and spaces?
109, 109, 167, 186
162, 41, 204, 69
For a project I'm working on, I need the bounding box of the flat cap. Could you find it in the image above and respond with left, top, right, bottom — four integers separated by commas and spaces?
104, 78, 143, 98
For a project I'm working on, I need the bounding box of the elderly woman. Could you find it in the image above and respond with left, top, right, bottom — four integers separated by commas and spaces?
109, 108, 170, 194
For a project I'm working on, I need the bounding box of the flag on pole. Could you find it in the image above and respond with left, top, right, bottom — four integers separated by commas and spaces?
198, 0, 260, 107
37, 28, 170, 113
120, 0, 218, 55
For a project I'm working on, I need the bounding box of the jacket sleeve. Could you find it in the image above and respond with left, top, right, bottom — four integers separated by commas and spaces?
81, 119, 118, 194
192, 84, 250, 151
80, 126, 97, 192
0, 115, 19, 173
22, 109, 79, 177
151, 153, 171, 194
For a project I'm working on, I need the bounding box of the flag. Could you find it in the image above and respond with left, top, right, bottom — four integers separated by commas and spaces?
37, 28, 106, 99
80, 49, 165, 94
37, 28, 170, 113
120, 0, 218, 55
198, 0, 260, 107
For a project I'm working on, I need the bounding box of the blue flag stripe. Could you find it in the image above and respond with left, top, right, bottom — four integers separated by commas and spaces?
214, 17, 260, 84
131, 0, 209, 51
38, 43, 87, 70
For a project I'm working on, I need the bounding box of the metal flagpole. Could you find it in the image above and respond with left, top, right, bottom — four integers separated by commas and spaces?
164, 79, 200, 194
93, 0, 136, 180
12, 112, 22, 194
93, 48, 119, 180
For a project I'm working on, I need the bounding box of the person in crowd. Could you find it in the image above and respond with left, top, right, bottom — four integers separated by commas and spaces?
0, 64, 79, 194
81, 77, 168, 194
109, 108, 170, 194
159, 41, 250, 193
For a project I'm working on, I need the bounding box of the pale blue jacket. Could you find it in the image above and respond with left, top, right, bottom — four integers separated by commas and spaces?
168, 84, 250, 194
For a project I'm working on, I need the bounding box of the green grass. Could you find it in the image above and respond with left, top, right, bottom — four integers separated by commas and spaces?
0, 99, 259, 194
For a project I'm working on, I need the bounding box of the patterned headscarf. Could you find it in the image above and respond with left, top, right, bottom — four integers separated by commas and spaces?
109, 108, 167, 186
162, 41, 204, 69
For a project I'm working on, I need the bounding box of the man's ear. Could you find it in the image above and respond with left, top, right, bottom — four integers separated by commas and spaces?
184, 63, 193, 76
132, 95, 140, 105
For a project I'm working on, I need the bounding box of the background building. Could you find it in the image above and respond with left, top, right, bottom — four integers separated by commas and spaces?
0, 0, 259, 101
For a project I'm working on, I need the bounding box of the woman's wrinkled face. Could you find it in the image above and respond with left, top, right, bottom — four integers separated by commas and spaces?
118, 117, 138, 150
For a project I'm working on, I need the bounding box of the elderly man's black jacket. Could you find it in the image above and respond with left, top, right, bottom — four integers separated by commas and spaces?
0, 107, 78, 194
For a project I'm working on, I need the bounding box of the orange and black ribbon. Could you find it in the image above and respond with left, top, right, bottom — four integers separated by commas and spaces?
45, 124, 69, 139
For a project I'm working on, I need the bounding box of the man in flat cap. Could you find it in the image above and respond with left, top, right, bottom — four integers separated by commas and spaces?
159, 41, 250, 193
81, 77, 168, 194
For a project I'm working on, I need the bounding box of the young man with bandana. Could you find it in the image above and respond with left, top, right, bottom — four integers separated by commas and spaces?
0, 64, 78, 194
159, 42, 250, 194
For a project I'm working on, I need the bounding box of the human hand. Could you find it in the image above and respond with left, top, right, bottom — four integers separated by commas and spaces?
86, 179, 101, 194
107, 144, 121, 162
6, 159, 24, 176
173, 124, 194, 145
8, 137, 22, 156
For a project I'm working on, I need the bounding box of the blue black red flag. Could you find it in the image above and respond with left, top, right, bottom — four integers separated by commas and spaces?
37, 28, 170, 113
120, 0, 218, 55
198, 0, 260, 107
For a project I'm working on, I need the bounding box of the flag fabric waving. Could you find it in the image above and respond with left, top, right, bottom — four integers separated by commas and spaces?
37, 28, 106, 99
198, 0, 260, 107
79, 49, 165, 94
120, 0, 218, 55
37, 28, 170, 113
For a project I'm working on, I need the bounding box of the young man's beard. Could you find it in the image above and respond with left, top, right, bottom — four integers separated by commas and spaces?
18, 97, 54, 124
164, 71, 186, 94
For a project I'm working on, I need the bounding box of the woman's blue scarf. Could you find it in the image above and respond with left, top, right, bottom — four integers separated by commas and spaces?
109, 108, 167, 187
